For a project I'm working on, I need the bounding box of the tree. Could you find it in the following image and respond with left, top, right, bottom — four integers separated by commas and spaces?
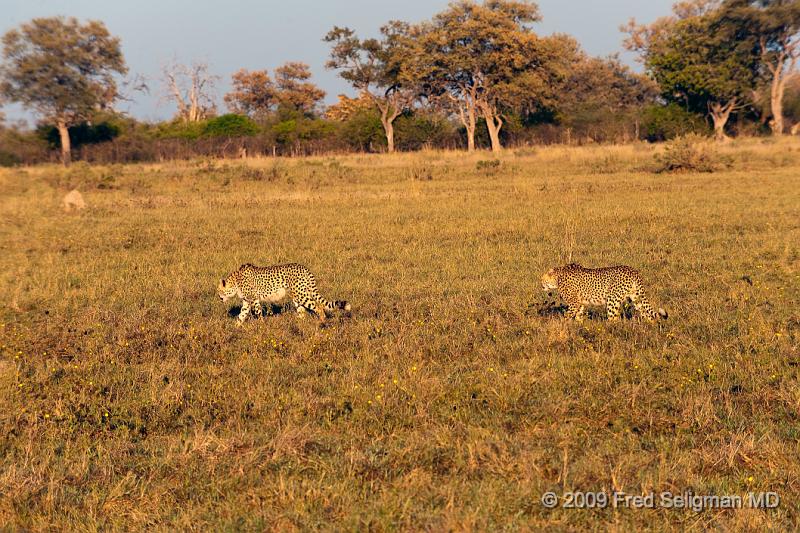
202, 113, 259, 137
414, 0, 568, 152
163, 61, 218, 122
624, 0, 762, 141
555, 53, 659, 141
325, 93, 374, 121
224, 69, 276, 118
324, 22, 418, 152
225, 63, 325, 119
274, 62, 326, 115
0, 17, 127, 164
784, 71, 800, 132
725, 0, 800, 134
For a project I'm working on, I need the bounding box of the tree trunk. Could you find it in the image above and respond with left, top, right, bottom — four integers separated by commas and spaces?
466, 109, 476, 152
709, 101, 733, 142
770, 74, 786, 135
482, 106, 503, 153
760, 35, 798, 136
375, 99, 402, 154
463, 101, 477, 152
57, 120, 71, 166
454, 102, 476, 152
383, 117, 395, 153
188, 85, 199, 122
457, 90, 478, 152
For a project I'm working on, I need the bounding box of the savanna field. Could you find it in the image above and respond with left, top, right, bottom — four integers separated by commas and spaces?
1, 139, 799, 531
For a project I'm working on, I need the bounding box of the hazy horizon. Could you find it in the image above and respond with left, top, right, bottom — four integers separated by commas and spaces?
2, 0, 674, 125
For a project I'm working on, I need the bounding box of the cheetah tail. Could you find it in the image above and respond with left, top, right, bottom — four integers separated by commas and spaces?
322, 298, 351, 312
657, 308, 668, 320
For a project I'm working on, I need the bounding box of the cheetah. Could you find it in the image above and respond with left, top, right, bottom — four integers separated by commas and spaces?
218, 263, 350, 324
541, 263, 667, 322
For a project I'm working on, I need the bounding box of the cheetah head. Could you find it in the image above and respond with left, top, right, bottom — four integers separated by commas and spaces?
540, 268, 559, 292
217, 276, 238, 302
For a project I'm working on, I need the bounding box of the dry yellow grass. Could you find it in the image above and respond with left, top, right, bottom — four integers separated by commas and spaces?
1, 137, 799, 530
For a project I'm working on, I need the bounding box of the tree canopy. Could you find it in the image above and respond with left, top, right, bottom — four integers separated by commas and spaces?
225, 62, 325, 119
412, 0, 571, 151
274, 62, 326, 115
624, 0, 763, 139
722, 0, 800, 133
1, 17, 127, 163
324, 22, 418, 152
225, 69, 276, 118
553, 53, 658, 140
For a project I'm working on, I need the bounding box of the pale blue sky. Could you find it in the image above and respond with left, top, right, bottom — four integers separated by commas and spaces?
2, 0, 674, 124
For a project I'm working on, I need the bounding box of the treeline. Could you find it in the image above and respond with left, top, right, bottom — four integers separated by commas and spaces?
1, 99, 729, 165
1, 0, 798, 166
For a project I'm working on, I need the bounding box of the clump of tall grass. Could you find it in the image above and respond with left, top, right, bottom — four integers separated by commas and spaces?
476, 159, 501, 175
654, 134, 731, 173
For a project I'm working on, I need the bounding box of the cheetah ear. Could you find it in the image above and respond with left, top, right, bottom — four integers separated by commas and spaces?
221, 278, 226, 287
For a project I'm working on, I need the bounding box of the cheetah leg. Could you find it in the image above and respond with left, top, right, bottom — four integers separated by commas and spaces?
298, 298, 326, 323
606, 299, 622, 321
311, 300, 328, 323
238, 300, 251, 324
294, 297, 326, 323
296, 305, 308, 319
564, 301, 582, 321
252, 299, 263, 319
631, 293, 658, 321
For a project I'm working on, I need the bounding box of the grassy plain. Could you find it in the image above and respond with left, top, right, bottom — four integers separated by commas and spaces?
1, 138, 799, 531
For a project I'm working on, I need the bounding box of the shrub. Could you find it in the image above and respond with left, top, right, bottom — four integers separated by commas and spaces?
407, 163, 433, 181
654, 134, 731, 173
476, 159, 501, 175
395, 112, 459, 151
38, 121, 121, 148
641, 103, 708, 142
339, 110, 385, 152
152, 120, 206, 140
0, 151, 21, 167
203, 114, 260, 137
271, 119, 298, 146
